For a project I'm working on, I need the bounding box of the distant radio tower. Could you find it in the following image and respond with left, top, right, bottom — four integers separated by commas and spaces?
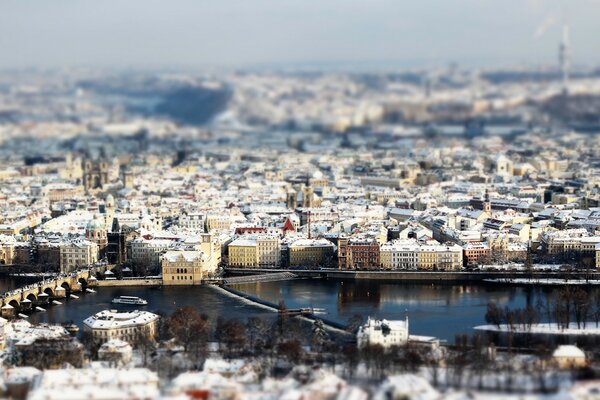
558, 23, 570, 95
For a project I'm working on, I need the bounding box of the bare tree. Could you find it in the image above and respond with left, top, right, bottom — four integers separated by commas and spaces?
485, 302, 504, 329
246, 316, 271, 354
216, 318, 248, 358
277, 339, 303, 361
133, 331, 156, 367
168, 307, 210, 367
346, 314, 364, 334
448, 334, 470, 388
572, 288, 591, 329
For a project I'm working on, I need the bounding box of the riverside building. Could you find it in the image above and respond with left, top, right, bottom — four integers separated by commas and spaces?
83, 310, 159, 344
357, 317, 409, 349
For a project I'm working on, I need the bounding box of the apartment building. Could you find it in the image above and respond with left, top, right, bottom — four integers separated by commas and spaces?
380, 239, 462, 271
130, 237, 172, 269
227, 235, 280, 268
178, 211, 205, 232
288, 238, 335, 268
60, 239, 98, 273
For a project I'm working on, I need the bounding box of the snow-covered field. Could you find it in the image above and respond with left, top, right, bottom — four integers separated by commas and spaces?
474, 322, 600, 336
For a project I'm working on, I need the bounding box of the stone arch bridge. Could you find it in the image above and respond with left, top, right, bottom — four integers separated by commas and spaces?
1, 266, 108, 317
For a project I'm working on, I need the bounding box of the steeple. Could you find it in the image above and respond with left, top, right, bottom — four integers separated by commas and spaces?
483, 189, 492, 214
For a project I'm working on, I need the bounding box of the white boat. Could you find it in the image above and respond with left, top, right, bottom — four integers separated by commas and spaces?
18, 313, 28, 319
70, 294, 79, 299
111, 296, 148, 306
36, 307, 46, 312
52, 300, 62, 305
86, 288, 96, 293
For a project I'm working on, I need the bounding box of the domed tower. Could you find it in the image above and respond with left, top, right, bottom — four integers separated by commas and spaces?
86, 215, 108, 255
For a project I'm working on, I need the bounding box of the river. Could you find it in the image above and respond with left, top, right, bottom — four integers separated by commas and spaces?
0, 276, 581, 341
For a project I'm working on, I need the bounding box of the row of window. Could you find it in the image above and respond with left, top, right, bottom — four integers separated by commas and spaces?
171, 275, 194, 280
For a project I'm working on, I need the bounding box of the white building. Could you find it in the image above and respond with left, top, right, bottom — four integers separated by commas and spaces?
178, 211, 205, 232
357, 317, 409, 349
28, 367, 159, 400
380, 239, 463, 270
380, 239, 419, 270
98, 339, 133, 367
83, 309, 159, 344
130, 237, 173, 269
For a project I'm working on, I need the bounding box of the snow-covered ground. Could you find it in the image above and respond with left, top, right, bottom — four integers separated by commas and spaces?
483, 278, 600, 286
479, 263, 565, 272
474, 322, 600, 336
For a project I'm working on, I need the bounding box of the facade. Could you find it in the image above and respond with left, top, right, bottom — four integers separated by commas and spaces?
542, 229, 591, 254
228, 238, 258, 267
357, 317, 409, 349
206, 214, 235, 231
337, 237, 349, 270
178, 211, 205, 232
59, 239, 98, 273
161, 250, 206, 285
380, 240, 419, 270
288, 238, 335, 268
83, 309, 159, 344
256, 235, 281, 267
130, 237, 172, 269
463, 241, 491, 266
417, 243, 463, 270
345, 237, 381, 269
83, 159, 110, 192
378, 239, 463, 270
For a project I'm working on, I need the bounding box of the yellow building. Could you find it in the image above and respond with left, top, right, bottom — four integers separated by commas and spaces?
228, 238, 258, 267
161, 250, 206, 285
206, 215, 234, 231
416, 243, 463, 271
289, 238, 335, 268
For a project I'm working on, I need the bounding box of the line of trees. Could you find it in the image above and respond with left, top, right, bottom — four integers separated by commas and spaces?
485, 287, 600, 332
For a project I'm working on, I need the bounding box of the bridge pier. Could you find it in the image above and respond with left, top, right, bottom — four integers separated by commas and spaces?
1, 304, 16, 318
20, 299, 32, 310
54, 286, 67, 299
37, 292, 50, 305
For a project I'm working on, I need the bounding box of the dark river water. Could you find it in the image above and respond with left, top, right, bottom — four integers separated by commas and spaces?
0, 276, 569, 341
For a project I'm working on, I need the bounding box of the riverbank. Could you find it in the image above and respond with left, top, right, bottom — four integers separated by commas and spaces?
96, 278, 162, 287
475, 322, 600, 336
225, 267, 600, 284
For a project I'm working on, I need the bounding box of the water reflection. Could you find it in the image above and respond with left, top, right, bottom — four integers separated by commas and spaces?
231, 279, 571, 340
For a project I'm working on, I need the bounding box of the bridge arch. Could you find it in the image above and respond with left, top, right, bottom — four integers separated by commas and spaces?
44, 287, 54, 297
8, 299, 19, 309
60, 281, 71, 291
78, 277, 87, 287
26, 293, 36, 302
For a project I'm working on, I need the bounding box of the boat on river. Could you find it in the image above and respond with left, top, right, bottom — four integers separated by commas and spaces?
111, 296, 148, 305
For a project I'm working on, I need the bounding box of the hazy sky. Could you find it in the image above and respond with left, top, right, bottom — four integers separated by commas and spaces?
1, 0, 599, 70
